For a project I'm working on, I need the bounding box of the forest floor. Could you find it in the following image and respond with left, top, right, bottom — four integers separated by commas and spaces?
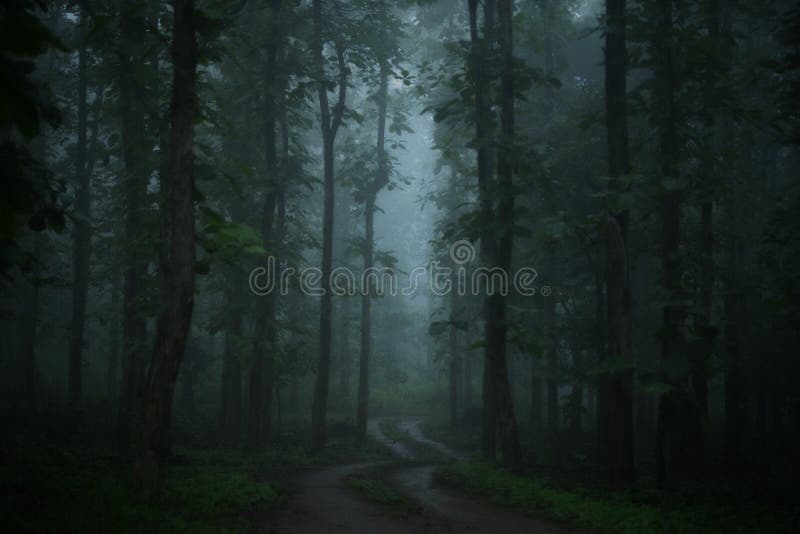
270, 417, 578, 533
4, 412, 795, 532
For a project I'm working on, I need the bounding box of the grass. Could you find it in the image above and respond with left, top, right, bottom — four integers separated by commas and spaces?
436, 459, 799, 533
0, 410, 400, 534
345, 468, 408, 506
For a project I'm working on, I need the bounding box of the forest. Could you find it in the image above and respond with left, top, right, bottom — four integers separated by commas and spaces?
1, 0, 799, 532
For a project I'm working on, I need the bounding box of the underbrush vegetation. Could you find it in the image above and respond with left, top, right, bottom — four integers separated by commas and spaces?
436, 459, 798, 533
345, 469, 407, 506
1, 435, 292, 533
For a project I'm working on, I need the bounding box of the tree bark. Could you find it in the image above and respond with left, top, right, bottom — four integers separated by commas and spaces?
600, 0, 635, 485
135, 0, 197, 499
690, 0, 724, 467
248, 0, 281, 450
449, 269, 461, 430
723, 145, 743, 470
333, 181, 351, 408
546, 280, 559, 440
569, 349, 584, 438
108, 274, 120, 399
339, 295, 352, 403
68, 3, 88, 405
653, 0, 682, 487
464, 345, 472, 420
356, 196, 374, 446
530, 356, 542, 429
180, 352, 196, 422
220, 268, 244, 434
311, 0, 347, 450
604, 214, 635, 483
490, 0, 523, 472
22, 234, 42, 411
468, 0, 497, 463
723, 249, 742, 470
356, 61, 390, 446
116, 0, 149, 451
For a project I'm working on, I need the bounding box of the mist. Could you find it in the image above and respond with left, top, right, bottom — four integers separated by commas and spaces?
2, 0, 799, 532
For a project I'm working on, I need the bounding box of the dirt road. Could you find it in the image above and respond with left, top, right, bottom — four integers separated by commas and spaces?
269, 418, 579, 533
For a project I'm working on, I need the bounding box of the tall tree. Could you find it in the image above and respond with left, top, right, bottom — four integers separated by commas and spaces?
108, 273, 120, 399
219, 266, 244, 435
310, 0, 348, 449
545, 279, 558, 439
447, 169, 462, 430
355, 58, 390, 446
689, 0, 724, 467
653, 0, 683, 486
116, 0, 149, 450
468, 0, 497, 462
467, 0, 523, 470
68, 0, 89, 405
22, 235, 43, 410
598, 0, 635, 485
247, 0, 281, 451
493, 0, 523, 472
135, 0, 197, 498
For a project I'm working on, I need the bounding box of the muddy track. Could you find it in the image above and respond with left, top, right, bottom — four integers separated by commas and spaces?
269, 418, 580, 533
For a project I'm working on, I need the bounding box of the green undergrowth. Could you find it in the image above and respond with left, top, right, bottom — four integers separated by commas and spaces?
345, 467, 408, 506
436, 459, 798, 533
0, 435, 318, 533
379, 418, 448, 463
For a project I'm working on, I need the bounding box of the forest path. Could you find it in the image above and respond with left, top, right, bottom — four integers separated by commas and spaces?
269, 418, 578, 533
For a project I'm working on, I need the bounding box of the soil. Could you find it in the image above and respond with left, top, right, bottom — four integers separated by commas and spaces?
269, 418, 583, 534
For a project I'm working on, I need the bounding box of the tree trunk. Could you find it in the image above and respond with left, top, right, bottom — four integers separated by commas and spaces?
446, 164, 463, 430
530, 356, 541, 429
248, 2, 281, 449
333, 170, 353, 409
290, 375, 299, 412
464, 346, 472, 420
546, 288, 559, 438
116, 0, 149, 451
357, 58, 390, 444
604, 215, 636, 484
449, 272, 461, 430
219, 268, 244, 434
356, 196, 374, 446
653, 0, 682, 487
276, 385, 282, 429
22, 234, 42, 411
340, 296, 352, 403
489, 0, 523, 472
135, 0, 197, 499
593, 260, 606, 449
569, 349, 583, 438
310, 0, 347, 450
690, 0, 724, 467
108, 274, 120, 399
180, 355, 196, 422
312, 135, 335, 449
723, 173, 742, 470
600, 0, 635, 485
68, 4, 88, 405
468, 0, 498, 463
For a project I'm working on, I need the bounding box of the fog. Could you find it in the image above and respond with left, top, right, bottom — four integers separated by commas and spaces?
2, 0, 798, 531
